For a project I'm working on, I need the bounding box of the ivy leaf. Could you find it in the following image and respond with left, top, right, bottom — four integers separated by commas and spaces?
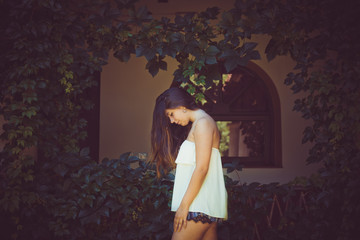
219, 49, 238, 72
80, 147, 90, 158
146, 60, 159, 77
114, 49, 131, 62
170, 32, 185, 51
116, 0, 136, 9
143, 48, 156, 61
120, 152, 131, 162
159, 60, 167, 71
225, 166, 235, 174
174, 15, 186, 26
170, 32, 184, 43
205, 56, 217, 65
232, 159, 243, 171
135, 45, 146, 57
54, 163, 68, 177
136, 5, 152, 22
186, 39, 200, 54
224, 57, 239, 73
265, 38, 277, 62
241, 42, 258, 54
242, 50, 260, 64
219, 48, 237, 58
205, 45, 219, 64
231, 37, 240, 46
163, 45, 177, 58
206, 45, 220, 56
200, 7, 220, 20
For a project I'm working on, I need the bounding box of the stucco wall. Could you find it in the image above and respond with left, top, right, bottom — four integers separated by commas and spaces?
230, 35, 319, 184
100, 56, 175, 159
99, 0, 320, 183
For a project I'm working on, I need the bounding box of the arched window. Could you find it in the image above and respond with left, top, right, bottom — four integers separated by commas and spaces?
171, 62, 281, 167
202, 62, 282, 167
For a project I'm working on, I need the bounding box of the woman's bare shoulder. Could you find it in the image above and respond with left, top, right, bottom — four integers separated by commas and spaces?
194, 116, 217, 133
187, 113, 218, 142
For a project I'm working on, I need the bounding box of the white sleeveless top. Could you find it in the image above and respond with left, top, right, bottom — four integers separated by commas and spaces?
171, 140, 228, 219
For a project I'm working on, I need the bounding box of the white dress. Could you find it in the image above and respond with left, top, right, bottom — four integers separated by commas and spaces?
171, 140, 228, 219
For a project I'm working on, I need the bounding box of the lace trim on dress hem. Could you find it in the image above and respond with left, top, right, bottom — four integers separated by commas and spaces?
186, 212, 223, 224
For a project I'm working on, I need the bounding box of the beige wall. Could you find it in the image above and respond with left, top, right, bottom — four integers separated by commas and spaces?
99, 0, 320, 183
228, 35, 320, 184
100, 56, 175, 159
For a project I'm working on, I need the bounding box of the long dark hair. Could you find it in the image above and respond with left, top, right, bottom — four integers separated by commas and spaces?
149, 87, 199, 177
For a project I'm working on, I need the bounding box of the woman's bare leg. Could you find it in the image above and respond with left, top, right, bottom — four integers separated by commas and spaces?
171, 220, 214, 240
202, 222, 217, 240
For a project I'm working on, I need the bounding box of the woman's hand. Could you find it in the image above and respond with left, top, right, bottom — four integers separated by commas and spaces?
173, 204, 189, 232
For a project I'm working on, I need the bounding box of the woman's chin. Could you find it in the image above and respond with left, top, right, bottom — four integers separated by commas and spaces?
180, 122, 189, 126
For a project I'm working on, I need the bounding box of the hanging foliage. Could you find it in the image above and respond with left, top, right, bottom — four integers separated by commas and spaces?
233, 0, 360, 238
0, 0, 359, 239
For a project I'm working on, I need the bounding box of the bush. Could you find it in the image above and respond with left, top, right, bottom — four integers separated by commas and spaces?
1, 151, 174, 240
0, 151, 323, 240
1, 0, 359, 239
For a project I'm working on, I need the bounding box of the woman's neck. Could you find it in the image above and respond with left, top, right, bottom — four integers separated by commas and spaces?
189, 109, 207, 122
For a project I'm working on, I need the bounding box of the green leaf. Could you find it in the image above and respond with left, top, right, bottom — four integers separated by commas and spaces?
54, 164, 68, 177
135, 45, 146, 57
163, 45, 177, 58
159, 60, 167, 71
80, 147, 90, 158
136, 5, 152, 22
22, 108, 37, 118
241, 42, 258, 54
265, 38, 277, 62
205, 45, 220, 56
120, 152, 132, 162
224, 57, 239, 73
114, 49, 131, 62
146, 60, 159, 77
143, 48, 156, 61
170, 32, 184, 43
205, 56, 217, 64
201, 7, 220, 20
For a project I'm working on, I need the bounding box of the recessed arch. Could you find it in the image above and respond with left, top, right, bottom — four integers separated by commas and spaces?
172, 61, 282, 167
245, 61, 282, 167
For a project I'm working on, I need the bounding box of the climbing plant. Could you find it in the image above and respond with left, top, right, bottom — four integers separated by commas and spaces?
0, 0, 259, 239
231, 0, 360, 239
0, 0, 359, 239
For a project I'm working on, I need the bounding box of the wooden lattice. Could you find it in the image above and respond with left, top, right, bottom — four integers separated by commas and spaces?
244, 190, 309, 240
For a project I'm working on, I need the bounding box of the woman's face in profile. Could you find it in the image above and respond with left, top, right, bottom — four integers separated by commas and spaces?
165, 107, 189, 126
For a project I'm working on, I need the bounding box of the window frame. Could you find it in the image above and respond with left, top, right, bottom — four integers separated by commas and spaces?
206, 62, 282, 168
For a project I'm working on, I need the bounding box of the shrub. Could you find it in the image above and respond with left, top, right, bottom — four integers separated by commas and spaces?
0, 151, 323, 240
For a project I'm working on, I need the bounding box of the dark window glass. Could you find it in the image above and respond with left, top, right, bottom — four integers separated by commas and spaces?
202, 65, 281, 167
171, 63, 282, 168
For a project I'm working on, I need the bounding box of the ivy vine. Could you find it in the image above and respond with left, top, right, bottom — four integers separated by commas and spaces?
0, 0, 359, 239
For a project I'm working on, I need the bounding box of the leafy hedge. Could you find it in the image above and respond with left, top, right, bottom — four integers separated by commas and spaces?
1, 0, 359, 239
0, 151, 321, 240
235, 1, 360, 238
229, 174, 345, 240
0, 1, 260, 238
0, 150, 172, 239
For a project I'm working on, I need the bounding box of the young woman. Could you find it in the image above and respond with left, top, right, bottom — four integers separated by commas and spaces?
150, 87, 227, 240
